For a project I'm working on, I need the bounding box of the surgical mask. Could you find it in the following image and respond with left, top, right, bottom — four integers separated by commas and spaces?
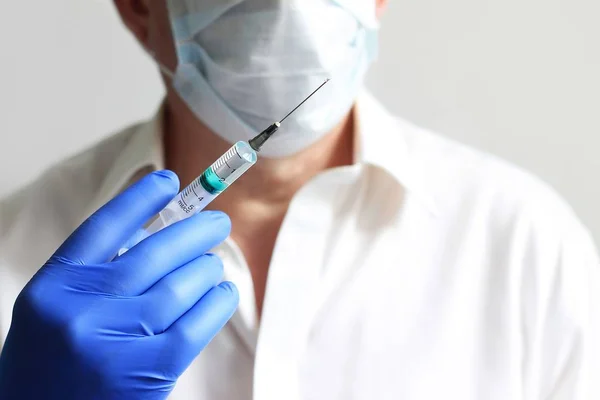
165, 0, 379, 158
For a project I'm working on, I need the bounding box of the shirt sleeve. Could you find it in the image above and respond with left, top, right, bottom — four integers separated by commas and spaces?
521, 214, 600, 399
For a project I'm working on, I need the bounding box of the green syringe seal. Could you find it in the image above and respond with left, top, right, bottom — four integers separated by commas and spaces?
199, 168, 228, 194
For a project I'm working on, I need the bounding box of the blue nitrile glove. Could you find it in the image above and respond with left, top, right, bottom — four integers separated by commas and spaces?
0, 170, 239, 400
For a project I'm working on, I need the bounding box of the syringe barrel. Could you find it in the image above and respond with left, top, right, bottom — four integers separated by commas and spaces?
119, 141, 257, 254
156, 140, 257, 228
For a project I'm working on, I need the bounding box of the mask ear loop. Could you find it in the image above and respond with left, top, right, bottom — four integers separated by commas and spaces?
146, 35, 199, 80
157, 61, 175, 80
156, 60, 175, 80
145, 48, 176, 80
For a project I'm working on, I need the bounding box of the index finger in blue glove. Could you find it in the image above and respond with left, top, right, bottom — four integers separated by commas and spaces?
54, 170, 179, 265
110, 211, 231, 296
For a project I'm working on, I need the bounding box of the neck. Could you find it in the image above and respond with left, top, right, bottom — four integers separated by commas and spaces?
163, 89, 355, 217
163, 89, 354, 316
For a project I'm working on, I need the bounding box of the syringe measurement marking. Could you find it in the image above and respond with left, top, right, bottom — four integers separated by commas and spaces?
191, 184, 200, 199
187, 180, 200, 201
222, 160, 235, 181
180, 186, 189, 208
181, 179, 201, 208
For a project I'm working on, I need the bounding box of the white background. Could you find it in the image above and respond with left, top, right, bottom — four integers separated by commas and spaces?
1, 0, 598, 244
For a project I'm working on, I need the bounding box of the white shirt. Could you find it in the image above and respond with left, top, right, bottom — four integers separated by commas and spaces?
1, 93, 598, 399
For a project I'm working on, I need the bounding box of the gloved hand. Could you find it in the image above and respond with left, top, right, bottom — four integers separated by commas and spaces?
0, 170, 239, 400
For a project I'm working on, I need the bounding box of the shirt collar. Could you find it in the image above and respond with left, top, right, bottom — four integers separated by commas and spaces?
355, 92, 439, 215
84, 106, 165, 220
87, 93, 438, 219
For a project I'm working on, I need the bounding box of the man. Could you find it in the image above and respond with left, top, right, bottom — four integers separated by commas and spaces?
1, 0, 598, 399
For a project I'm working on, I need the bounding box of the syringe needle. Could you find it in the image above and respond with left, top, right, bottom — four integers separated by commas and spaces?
249, 78, 331, 152
279, 78, 331, 123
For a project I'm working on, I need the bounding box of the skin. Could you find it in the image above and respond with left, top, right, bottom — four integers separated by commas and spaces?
114, 0, 388, 317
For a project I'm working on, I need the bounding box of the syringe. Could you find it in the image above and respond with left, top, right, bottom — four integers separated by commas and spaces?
120, 79, 330, 253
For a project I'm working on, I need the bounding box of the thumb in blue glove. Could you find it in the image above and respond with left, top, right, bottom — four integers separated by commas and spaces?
0, 170, 239, 400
